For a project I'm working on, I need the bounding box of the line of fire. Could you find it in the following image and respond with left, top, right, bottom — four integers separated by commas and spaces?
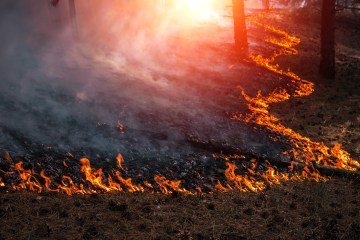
0, 0, 359, 198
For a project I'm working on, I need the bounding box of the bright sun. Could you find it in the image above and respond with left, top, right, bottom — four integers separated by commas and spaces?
170, 0, 224, 23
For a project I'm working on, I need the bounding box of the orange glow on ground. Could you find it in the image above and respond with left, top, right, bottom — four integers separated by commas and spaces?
0, 8, 359, 195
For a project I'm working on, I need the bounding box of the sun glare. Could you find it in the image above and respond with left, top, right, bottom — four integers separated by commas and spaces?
170, 0, 224, 24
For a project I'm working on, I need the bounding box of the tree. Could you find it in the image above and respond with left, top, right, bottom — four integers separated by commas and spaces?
49, 0, 77, 37
262, 0, 270, 10
232, 0, 248, 55
319, 0, 336, 79
50, 0, 60, 6
68, 0, 78, 36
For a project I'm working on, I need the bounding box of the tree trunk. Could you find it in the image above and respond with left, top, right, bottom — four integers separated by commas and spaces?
68, 0, 78, 37
345, 0, 350, 8
232, 0, 248, 56
262, 0, 270, 10
50, 0, 60, 6
319, 0, 336, 79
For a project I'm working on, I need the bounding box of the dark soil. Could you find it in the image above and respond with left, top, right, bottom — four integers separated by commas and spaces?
1, 8, 360, 240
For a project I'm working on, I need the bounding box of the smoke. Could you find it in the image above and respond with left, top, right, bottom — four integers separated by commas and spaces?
0, 0, 288, 171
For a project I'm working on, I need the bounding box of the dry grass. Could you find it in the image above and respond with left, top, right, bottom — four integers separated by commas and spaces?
0, 179, 359, 240
266, 9, 360, 159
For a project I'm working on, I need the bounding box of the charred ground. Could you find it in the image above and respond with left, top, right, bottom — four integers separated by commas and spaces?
0, 6, 359, 240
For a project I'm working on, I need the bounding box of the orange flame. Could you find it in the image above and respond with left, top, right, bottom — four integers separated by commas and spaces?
40, 170, 60, 193
114, 170, 144, 192
214, 180, 230, 192
154, 175, 192, 194
230, 13, 360, 177
80, 158, 112, 192
0, 12, 358, 196
116, 153, 125, 170
12, 162, 42, 193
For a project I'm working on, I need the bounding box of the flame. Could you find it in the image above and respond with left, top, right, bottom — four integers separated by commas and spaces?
143, 181, 154, 189
12, 162, 43, 193
0, 156, 148, 195
230, 13, 360, 173
0, 11, 358, 196
222, 158, 328, 193
80, 158, 113, 192
0, 177, 4, 187
116, 153, 125, 170
40, 170, 59, 193
114, 170, 144, 192
154, 175, 192, 194
214, 180, 230, 192
58, 175, 86, 195
62, 161, 69, 168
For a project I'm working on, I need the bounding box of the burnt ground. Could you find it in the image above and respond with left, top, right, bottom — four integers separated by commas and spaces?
1, 7, 360, 240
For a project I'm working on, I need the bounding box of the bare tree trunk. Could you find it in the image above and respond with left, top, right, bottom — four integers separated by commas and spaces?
232, 0, 248, 55
68, 0, 78, 37
319, 0, 336, 79
50, 0, 60, 6
345, 0, 351, 8
262, 0, 270, 10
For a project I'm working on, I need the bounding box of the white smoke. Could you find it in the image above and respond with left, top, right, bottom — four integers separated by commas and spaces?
0, 0, 286, 167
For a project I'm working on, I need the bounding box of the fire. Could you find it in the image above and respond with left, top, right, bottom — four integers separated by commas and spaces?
154, 175, 192, 194
58, 175, 86, 195
232, 13, 360, 174
0, 10, 359, 196
214, 180, 231, 192
12, 162, 43, 193
114, 170, 144, 192
116, 153, 125, 170
80, 158, 112, 192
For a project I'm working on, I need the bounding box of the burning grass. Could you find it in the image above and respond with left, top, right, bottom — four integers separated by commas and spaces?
0, 6, 359, 196
0, 5, 360, 239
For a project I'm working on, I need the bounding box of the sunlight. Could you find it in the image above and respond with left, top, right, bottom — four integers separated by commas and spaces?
170, 0, 224, 24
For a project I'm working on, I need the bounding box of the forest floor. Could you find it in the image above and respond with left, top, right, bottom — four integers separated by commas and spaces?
1, 8, 360, 240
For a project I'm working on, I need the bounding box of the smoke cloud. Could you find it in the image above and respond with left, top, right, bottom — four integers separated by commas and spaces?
0, 0, 287, 172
